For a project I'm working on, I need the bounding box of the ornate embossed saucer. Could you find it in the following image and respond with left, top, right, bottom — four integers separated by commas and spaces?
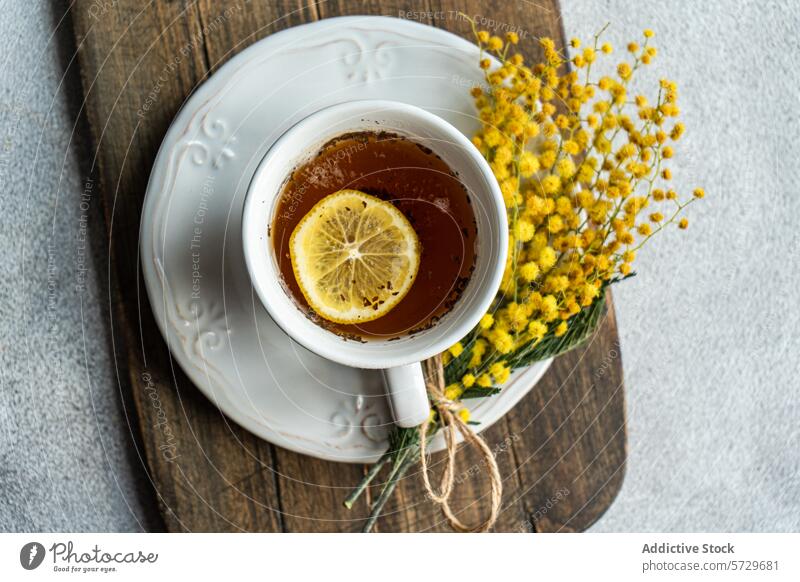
140, 16, 552, 463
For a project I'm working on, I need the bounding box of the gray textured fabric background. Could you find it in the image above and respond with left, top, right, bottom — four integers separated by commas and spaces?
0, 1, 797, 532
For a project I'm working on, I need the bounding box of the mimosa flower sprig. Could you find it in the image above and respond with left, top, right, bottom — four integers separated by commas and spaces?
345, 22, 703, 533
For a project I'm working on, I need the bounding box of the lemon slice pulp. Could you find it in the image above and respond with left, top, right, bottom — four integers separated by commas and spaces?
289, 189, 421, 324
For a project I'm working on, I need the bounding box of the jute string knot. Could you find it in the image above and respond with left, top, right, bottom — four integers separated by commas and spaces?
419, 356, 503, 532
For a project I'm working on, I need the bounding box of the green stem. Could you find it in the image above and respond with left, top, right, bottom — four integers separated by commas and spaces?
361, 451, 417, 533
343, 451, 391, 509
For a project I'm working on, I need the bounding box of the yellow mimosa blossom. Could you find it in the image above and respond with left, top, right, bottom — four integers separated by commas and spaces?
488, 328, 514, 354
444, 384, 463, 401
476, 374, 493, 388
448, 342, 464, 357
527, 320, 547, 340
547, 214, 565, 233
436, 23, 703, 412
469, 339, 487, 367
541, 175, 561, 194
540, 295, 559, 321
519, 151, 540, 177
519, 261, 540, 282
556, 157, 576, 178
515, 219, 535, 242
538, 246, 557, 270
539, 149, 557, 169
489, 362, 511, 384
487, 36, 503, 51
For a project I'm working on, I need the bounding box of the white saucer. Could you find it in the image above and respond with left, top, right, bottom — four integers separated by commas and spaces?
140, 16, 551, 463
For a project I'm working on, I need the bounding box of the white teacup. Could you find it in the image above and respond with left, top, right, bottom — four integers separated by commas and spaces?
242, 100, 507, 428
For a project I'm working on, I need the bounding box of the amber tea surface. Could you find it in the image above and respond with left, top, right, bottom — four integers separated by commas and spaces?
272, 132, 477, 339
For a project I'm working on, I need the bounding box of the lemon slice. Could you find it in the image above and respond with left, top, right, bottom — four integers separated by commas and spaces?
289, 189, 421, 324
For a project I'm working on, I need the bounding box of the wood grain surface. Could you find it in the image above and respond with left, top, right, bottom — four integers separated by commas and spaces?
70, 0, 626, 532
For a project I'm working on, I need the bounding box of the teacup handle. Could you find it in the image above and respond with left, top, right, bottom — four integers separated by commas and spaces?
382, 363, 430, 428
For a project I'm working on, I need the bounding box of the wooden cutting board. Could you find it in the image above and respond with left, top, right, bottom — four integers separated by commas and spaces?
70, 0, 626, 532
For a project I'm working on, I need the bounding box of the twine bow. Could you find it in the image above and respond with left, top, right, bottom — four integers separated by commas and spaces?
419, 355, 503, 532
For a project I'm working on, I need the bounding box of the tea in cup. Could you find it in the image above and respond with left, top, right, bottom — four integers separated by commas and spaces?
242, 100, 507, 428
